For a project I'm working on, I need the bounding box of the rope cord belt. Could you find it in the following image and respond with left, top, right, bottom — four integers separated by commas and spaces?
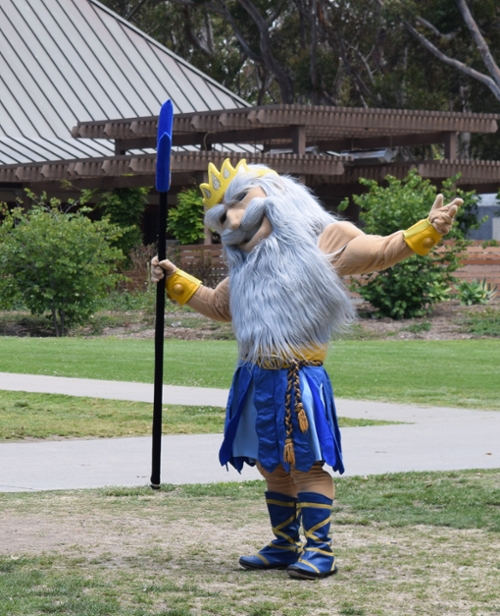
284, 359, 323, 467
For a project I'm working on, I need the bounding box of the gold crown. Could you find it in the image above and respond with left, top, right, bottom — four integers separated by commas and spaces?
199, 158, 277, 208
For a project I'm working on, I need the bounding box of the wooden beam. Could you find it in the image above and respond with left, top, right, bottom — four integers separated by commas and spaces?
443, 132, 458, 160
251, 105, 499, 133
0, 152, 345, 189
115, 137, 156, 154
316, 131, 457, 152
291, 125, 306, 155
72, 105, 499, 142
174, 126, 293, 147
339, 160, 500, 185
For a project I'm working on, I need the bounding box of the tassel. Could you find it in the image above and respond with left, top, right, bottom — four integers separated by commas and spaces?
284, 437, 295, 466
296, 402, 309, 433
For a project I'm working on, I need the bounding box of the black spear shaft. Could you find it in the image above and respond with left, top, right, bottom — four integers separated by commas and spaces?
151, 190, 167, 489
151, 99, 173, 490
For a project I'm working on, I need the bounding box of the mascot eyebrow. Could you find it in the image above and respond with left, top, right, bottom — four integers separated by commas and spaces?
200, 159, 277, 209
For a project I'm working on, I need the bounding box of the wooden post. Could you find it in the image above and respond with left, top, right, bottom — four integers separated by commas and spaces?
291, 125, 306, 155
443, 132, 458, 160
291, 125, 306, 183
196, 170, 212, 245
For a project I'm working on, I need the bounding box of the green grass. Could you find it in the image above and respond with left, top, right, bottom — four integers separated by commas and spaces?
141, 468, 500, 533
459, 308, 500, 337
1, 470, 499, 616
327, 339, 500, 410
0, 390, 395, 440
0, 391, 223, 439
0, 337, 499, 409
0, 336, 234, 387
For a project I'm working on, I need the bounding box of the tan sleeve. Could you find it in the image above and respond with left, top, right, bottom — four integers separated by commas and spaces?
186, 277, 232, 322
318, 221, 414, 277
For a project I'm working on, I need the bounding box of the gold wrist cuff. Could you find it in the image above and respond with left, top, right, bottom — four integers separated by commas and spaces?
165, 269, 201, 304
403, 218, 442, 256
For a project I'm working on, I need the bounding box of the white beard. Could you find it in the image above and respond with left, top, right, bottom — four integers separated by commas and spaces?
225, 231, 355, 363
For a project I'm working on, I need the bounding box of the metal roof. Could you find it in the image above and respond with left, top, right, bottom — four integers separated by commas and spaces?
0, 0, 249, 164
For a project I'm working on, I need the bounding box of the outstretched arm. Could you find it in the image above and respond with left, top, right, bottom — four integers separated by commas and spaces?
319, 194, 462, 277
151, 257, 232, 322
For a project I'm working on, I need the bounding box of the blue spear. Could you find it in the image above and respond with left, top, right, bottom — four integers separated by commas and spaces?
151, 99, 174, 489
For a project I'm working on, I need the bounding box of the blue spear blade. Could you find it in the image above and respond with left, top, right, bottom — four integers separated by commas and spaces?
156, 99, 174, 192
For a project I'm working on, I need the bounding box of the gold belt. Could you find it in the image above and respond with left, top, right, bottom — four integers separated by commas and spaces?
252, 346, 327, 370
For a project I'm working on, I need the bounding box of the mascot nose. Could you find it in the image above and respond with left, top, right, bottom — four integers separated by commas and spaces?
226, 209, 243, 230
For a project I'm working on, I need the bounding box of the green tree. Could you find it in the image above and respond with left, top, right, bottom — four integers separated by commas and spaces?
342, 170, 480, 319
167, 188, 205, 245
84, 187, 149, 261
100, 0, 500, 157
375, 0, 500, 158
0, 192, 124, 336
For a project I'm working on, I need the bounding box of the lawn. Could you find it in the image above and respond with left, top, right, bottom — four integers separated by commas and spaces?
0, 336, 499, 410
0, 391, 393, 440
1, 470, 499, 616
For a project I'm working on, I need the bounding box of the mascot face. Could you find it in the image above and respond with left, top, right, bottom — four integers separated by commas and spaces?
201, 159, 355, 360
219, 186, 272, 252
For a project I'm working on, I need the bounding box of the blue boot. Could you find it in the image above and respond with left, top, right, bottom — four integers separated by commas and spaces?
287, 492, 337, 580
239, 492, 302, 570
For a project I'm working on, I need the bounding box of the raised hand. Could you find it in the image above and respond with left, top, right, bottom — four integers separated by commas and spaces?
428, 194, 463, 236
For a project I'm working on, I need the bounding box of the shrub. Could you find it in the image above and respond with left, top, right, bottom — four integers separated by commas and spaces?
0, 192, 124, 336
167, 187, 205, 245
456, 279, 497, 306
83, 187, 149, 262
459, 308, 500, 336
341, 170, 478, 319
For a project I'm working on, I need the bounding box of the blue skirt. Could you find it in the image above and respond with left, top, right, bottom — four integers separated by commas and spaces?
218, 362, 344, 474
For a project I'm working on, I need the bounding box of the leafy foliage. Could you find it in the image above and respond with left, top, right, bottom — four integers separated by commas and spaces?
0, 191, 124, 336
84, 187, 149, 261
456, 278, 497, 306
459, 308, 500, 337
98, 1, 500, 122
427, 280, 453, 303
342, 170, 479, 319
167, 188, 205, 245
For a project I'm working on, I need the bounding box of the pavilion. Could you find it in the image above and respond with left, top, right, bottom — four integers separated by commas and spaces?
1, 1, 500, 241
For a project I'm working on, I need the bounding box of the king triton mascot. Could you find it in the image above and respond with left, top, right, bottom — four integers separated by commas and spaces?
151, 159, 461, 580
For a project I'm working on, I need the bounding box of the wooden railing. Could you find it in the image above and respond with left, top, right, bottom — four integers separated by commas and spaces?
452, 242, 500, 288
172, 241, 500, 287
167, 244, 228, 288
124, 241, 500, 292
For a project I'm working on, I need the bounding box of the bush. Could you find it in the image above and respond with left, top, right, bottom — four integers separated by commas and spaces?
341, 170, 478, 319
456, 279, 497, 306
0, 192, 124, 336
167, 187, 205, 245
84, 187, 149, 262
459, 308, 500, 336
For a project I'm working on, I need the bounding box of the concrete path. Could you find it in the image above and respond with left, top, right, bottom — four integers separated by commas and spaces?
0, 372, 498, 492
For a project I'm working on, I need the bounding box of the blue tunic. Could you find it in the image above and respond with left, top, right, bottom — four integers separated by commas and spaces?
218, 362, 344, 474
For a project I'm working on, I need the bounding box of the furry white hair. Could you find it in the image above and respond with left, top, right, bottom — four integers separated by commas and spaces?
204, 164, 355, 362
204, 164, 338, 241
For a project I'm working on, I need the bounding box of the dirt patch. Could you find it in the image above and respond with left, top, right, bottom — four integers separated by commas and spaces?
2, 299, 499, 341
355, 299, 500, 340
349, 300, 481, 340
1, 490, 499, 616
91, 300, 500, 341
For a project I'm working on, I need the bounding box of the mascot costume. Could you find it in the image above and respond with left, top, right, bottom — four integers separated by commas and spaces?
152, 159, 461, 580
